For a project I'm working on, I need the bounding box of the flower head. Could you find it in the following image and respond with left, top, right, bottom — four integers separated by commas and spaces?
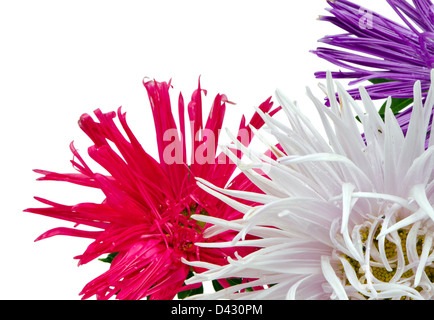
184, 72, 434, 300
313, 0, 434, 149
25, 78, 278, 300
314, 0, 434, 100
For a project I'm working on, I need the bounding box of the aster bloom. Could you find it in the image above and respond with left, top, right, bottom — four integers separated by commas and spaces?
312, 0, 434, 147
183, 72, 434, 300
25, 78, 278, 300
314, 0, 434, 99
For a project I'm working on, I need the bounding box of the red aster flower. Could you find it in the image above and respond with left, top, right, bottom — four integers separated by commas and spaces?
25, 78, 278, 300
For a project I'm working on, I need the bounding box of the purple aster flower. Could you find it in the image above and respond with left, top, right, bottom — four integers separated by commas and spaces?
312, 0, 434, 148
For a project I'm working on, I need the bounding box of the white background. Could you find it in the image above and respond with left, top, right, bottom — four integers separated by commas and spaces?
0, 0, 396, 299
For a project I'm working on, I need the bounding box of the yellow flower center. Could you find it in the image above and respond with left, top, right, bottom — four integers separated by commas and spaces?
341, 226, 434, 299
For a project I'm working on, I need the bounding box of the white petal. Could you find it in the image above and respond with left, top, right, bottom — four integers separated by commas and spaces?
411, 184, 434, 222
377, 208, 427, 237
321, 255, 348, 300
195, 182, 252, 218
341, 183, 363, 261
414, 235, 433, 287
196, 177, 279, 204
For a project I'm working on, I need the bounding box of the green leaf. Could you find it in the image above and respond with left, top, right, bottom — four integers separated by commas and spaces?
212, 278, 255, 293
177, 270, 204, 299
366, 78, 414, 121
226, 278, 243, 286
177, 284, 204, 299
98, 252, 119, 263
368, 78, 393, 84
212, 280, 224, 292
377, 97, 413, 120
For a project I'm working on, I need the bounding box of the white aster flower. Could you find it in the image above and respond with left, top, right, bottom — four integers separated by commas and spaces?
183, 71, 434, 300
